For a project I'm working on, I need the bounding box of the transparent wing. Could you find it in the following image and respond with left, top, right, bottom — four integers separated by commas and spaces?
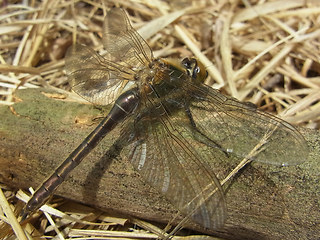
187, 84, 309, 166
65, 44, 136, 105
121, 111, 227, 230
102, 8, 153, 68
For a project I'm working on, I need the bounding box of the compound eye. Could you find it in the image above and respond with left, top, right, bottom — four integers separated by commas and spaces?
181, 58, 192, 69
192, 66, 200, 79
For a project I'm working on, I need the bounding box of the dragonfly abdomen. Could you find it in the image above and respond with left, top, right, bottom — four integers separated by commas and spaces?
22, 89, 140, 218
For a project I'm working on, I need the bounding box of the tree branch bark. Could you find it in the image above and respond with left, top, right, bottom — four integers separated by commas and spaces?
0, 88, 319, 240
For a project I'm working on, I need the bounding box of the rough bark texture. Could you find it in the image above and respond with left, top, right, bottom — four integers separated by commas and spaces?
0, 88, 319, 240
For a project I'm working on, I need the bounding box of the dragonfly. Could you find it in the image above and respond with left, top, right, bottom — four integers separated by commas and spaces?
22, 8, 308, 233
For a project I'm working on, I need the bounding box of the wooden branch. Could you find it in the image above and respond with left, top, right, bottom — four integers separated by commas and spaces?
0, 88, 319, 240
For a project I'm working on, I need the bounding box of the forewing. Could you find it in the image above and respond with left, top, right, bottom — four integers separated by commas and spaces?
102, 8, 153, 68
65, 44, 136, 105
188, 84, 309, 166
121, 113, 226, 230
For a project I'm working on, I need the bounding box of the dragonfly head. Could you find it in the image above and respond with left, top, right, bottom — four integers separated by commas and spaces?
181, 57, 208, 83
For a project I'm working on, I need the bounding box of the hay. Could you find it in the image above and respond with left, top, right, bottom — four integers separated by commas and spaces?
0, 0, 319, 239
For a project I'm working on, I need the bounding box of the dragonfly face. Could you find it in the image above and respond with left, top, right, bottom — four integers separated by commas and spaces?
23, 7, 308, 233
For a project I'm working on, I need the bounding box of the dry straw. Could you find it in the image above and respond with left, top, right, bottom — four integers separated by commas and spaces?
0, 0, 319, 239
